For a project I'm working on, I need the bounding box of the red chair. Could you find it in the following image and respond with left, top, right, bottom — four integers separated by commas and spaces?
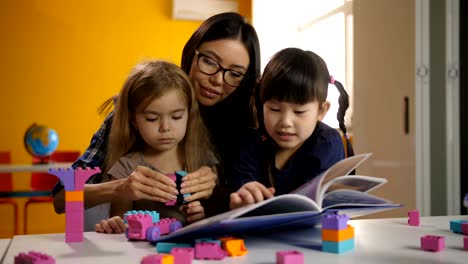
0, 151, 19, 236
24, 151, 80, 234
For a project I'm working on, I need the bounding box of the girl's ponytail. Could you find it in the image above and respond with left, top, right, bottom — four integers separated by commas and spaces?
329, 76, 354, 158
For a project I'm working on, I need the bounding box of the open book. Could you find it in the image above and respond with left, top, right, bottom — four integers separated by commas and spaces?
156, 153, 400, 242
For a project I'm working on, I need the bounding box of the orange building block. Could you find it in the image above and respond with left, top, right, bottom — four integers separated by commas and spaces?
65, 191, 84, 202
221, 237, 248, 256
322, 225, 354, 242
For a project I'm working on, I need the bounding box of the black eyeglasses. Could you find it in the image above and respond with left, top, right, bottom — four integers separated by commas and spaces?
195, 50, 245, 87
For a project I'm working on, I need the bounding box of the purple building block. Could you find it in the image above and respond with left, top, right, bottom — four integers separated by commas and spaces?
408, 210, 420, 226
75, 167, 100, 190
276, 250, 304, 264
171, 247, 194, 264
195, 242, 226, 260
14, 251, 55, 264
48, 168, 75, 191
421, 235, 445, 252
322, 214, 349, 230
464, 236, 468, 251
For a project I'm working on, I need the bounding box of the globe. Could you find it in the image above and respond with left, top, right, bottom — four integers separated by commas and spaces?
24, 124, 59, 158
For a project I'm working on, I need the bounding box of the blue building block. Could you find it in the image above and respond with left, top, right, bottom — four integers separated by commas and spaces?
322, 238, 355, 253
450, 220, 468, 234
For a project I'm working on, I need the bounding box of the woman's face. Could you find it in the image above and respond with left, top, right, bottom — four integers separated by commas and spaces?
189, 39, 250, 107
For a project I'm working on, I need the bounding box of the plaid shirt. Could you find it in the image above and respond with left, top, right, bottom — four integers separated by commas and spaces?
52, 112, 113, 196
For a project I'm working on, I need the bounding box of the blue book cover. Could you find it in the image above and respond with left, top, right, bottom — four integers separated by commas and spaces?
155, 153, 401, 242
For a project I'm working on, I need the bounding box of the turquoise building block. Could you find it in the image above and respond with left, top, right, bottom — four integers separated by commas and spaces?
322, 238, 355, 253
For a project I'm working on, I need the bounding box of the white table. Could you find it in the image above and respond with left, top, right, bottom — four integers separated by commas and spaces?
0, 239, 11, 262
0, 163, 73, 173
2, 215, 468, 263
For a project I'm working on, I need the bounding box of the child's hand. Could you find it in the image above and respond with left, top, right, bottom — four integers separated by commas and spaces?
95, 216, 127, 234
180, 201, 205, 223
114, 165, 178, 203
180, 166, 217, 202
229, 181, 275, 210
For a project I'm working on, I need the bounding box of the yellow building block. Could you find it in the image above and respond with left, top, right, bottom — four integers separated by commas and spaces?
322, 225, 354, 242
65, 191, 84, 202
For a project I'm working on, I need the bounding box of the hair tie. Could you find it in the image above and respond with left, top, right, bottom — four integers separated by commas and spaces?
329, 75, 335, 85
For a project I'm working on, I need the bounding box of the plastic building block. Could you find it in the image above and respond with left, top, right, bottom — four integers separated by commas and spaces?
124, 210, 160, 224
65, 190, 84, 202
276, 250, 304, 264
408, 210, 420, 226
156, 242, 192, 254
14, 251, 55, 264
420, 235, 445, 252
194, 242, 227, 260
322, 238, 355, 253
464, 236, 468, 251
48, 168, 75, 191
154, 218, 181, 235
322, 225, 354, 242
74, 167, 100, 190
462, 223, 468, 235
196, 238, 221, 246
322, 213, 349, 230
141, 254, 174, 264
222, 238, 248, 256
170, 247, 194, 264
126, 214, 154, 240
450, 220, 468, 234
65, 201, 84, 242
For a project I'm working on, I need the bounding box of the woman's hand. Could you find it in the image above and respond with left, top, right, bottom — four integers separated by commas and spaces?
180, 166, 217, 202
114, 165, 178, 203
229, 181, 275, 210
95, 216, 127, 234
180, 201, 205, 223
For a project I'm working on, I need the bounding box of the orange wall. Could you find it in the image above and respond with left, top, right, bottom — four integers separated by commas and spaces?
0, 0, 251, 236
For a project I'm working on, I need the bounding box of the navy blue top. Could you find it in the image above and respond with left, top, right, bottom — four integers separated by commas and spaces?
229, 122, 345, 195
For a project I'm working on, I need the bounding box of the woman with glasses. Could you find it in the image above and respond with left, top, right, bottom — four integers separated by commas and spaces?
52, 12, 261, 227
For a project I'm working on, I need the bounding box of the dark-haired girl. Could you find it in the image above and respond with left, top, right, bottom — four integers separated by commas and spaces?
229, 47, 353, 209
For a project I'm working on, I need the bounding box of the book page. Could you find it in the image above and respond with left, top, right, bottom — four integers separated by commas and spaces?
321, 189, 393, 209
291, 153, 372, 202
317, 175, 387, 207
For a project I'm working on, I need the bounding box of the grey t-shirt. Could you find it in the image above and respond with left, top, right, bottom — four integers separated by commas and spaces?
107, 152, 186, 223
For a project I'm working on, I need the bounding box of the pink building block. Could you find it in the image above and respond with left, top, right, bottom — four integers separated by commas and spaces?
165, 174, 177, 206
74, 167, 100, 190
464, 236, 468, 251
195, 242, 227, 260
14, 251, 55, 264
127, 214, 154, 240
420, 235, 445, 252
322, 214, 349, 230
154, 218, 182, 235
462, 223, 468, 235
141, 254, 174, 264
65, 201, 84, 242
408, 210, 420, 226
276, 250, 304, 264
170, 247, 194, 264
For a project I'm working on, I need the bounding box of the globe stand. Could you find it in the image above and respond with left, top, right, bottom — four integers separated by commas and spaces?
32, 155, 51, 165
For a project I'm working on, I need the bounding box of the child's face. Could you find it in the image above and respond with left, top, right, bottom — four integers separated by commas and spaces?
263, 99, 329, 152
134, 89, 188, 153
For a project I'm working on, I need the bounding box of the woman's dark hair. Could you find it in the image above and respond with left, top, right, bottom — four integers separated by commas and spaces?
181, 12, 262, 179
259, 47, 353, 157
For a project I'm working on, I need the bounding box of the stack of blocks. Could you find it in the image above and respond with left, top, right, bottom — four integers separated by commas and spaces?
321, 213, 355, 253
165, 170, 190, 206
48, 167, 100, 242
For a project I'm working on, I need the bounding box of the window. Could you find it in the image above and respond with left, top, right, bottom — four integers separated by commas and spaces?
253, 0, 353, 129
